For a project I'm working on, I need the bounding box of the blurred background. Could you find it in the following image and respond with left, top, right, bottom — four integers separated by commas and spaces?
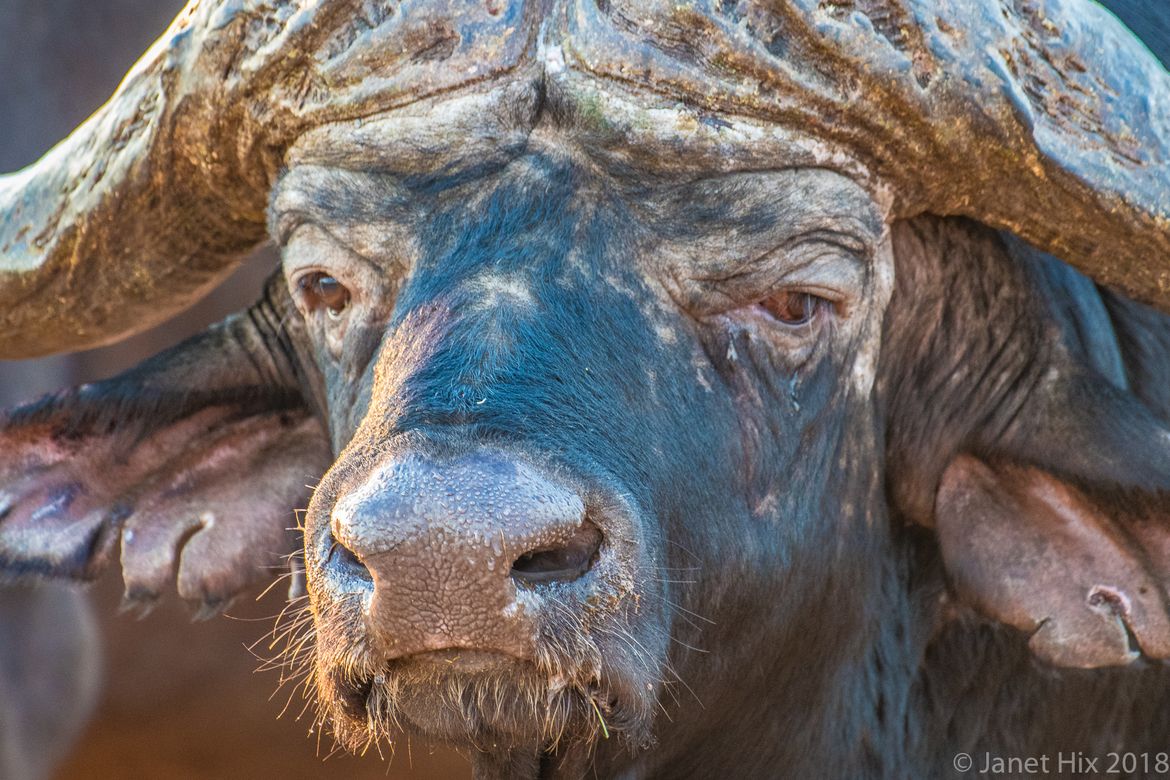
0, 2, 467, 777
5, 2, 1162, 779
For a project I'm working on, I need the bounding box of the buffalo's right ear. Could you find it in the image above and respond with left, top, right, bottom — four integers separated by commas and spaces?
0, 275, 332, 614
933, 373, 1170, 668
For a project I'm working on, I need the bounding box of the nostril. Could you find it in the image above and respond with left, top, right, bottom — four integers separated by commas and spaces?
510, 522, 603, 587
326, 536, 372, 582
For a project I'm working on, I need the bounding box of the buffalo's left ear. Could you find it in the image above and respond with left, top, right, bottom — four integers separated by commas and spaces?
933, 373, 1170, 668
0, 276, 332, 614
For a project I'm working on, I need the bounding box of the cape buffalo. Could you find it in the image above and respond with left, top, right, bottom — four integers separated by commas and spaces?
2, 1, 1169, 778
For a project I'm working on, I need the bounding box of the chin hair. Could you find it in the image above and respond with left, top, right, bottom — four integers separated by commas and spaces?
269, 587, 668, 759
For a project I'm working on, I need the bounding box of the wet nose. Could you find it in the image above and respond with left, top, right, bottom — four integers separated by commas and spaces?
326, 452, 601, 657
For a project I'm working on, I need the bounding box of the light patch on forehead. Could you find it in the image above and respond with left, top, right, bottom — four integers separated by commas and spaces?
654, 324, 678, 345
540, 35, 566, 76
468, 274, 536, 312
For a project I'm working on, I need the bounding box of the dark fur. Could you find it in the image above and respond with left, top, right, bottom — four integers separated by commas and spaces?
4, 15, 1170, 773
4, 141, 1170, 778
5, 145, 1169, 777
267, 140, 1170, 777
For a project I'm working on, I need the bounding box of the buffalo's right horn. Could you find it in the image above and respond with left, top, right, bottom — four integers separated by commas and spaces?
0, 0, 527, 359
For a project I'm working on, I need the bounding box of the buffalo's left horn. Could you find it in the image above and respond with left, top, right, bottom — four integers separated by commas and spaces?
6, 0, 1168, 355
567, 0, 1170, 311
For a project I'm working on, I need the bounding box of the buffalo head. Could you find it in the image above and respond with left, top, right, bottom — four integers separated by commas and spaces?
2, 1, 1170, 777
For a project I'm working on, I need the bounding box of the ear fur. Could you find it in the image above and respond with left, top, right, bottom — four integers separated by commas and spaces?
0, 276, 331, 613
932, 368, 1170, 668
885, 217, 1170, 667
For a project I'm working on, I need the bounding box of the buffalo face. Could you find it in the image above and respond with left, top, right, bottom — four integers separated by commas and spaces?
6, 4, 1170, 776
272, 90, 892, 765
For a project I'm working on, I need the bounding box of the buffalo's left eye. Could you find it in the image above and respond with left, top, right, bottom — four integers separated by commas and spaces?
299, 273, 351, 319
759, 291, 829, 326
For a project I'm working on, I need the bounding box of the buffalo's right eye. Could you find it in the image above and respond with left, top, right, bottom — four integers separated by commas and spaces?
759, 291, 830, 326
299, 273, 351, 319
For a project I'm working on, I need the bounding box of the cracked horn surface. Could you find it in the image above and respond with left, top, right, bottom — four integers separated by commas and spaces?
1, 0, 1168, 360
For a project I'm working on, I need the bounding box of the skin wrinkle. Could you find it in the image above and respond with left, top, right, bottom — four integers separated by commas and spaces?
2, 8, 1170, 772
1, 0, 1168, 362
264, 128, 1170, 775
265, 102, 907, 773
